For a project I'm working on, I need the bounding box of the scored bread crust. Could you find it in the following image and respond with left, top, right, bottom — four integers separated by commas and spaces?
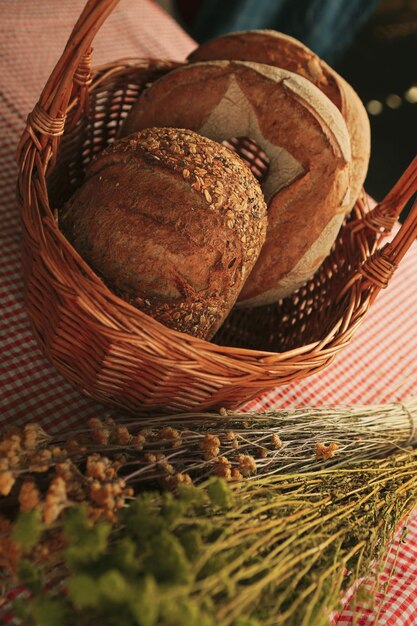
120, 60, 351, 306
188, 29, 370, 207
61, 128, 267, 337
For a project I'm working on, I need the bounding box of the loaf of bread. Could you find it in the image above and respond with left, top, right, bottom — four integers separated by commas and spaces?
120, 61, 351, 306
61, 127, 267, 338
188, 29, 370, 206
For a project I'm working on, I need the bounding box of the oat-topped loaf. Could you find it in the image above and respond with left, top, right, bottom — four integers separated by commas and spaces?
61, 127, 267, 338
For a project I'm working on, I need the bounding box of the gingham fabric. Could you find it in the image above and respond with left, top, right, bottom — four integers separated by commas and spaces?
1, 1, 417, 624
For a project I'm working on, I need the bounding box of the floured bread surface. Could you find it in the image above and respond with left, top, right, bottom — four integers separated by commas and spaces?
188, 30, 340, 106
61, 128, 267, 337
121, 60, 351, 306
188, 30, 370, 206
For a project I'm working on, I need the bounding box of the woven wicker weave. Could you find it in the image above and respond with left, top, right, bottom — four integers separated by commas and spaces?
16, 0, 417, 413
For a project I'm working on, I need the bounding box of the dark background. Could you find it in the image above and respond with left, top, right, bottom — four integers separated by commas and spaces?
336, 0, 417, 211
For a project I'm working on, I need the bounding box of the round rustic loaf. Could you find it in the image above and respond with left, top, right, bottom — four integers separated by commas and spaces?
120, 61, 351, 306
188, 29, 370, 206
61, 127, 268, 338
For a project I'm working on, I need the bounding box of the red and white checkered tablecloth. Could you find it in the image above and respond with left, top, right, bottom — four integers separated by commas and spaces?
1, 1, 417, 623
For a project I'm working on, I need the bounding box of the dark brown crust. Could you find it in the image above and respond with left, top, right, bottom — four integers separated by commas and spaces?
61, 128, 267, 338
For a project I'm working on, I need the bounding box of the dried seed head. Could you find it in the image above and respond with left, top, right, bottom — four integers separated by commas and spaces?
159, 427, 182, 448
238, 453, 257, 476
272, 434, 283, 450
0, 459, 15, 496
231, 468, 243, 481
315, 442, 339, 460
131, 434, 146, 450
115, 425, 131, 446
29, 449, 52, 473
200, 434, 221, 460
43, 476, 67, 524
23, 424, 49, 451
213, 456, 232, 480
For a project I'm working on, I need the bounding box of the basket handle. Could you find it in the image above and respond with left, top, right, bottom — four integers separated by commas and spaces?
356, 194, 417, 295
16, 0, 120, 197
353, 155, 417, 235
366, 155, 417, 278
338, 157, 417, 302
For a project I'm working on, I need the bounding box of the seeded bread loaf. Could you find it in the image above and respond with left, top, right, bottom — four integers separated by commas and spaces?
61, 127, 267, 338
188, 29, 370, 207
120, 61, 351, 306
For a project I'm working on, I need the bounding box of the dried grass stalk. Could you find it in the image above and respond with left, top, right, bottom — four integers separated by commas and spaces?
2, 399, 417, 508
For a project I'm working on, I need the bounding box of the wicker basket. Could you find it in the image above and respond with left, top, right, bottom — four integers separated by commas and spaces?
16, 0, 417, 413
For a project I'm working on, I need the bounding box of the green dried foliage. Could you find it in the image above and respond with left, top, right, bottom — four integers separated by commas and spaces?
5, 455, 417, 626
